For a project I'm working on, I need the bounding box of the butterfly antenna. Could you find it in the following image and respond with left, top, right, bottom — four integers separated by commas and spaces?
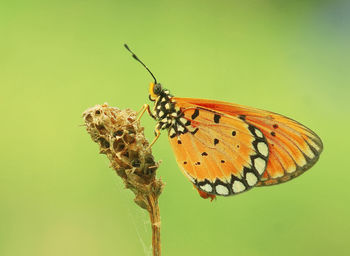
124, 44, 157, 84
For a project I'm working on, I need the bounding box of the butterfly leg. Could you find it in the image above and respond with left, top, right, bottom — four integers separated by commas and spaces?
136, 104, 155, 121
146, 128, 161, 150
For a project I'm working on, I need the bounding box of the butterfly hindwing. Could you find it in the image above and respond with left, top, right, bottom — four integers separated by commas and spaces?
172, 97, 323, 187
168, 106, 269, 196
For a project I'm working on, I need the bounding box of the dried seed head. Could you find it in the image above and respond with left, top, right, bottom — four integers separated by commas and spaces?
83, 103, 163, 210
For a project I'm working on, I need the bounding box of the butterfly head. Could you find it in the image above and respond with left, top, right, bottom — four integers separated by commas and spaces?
149, 82, 162, 101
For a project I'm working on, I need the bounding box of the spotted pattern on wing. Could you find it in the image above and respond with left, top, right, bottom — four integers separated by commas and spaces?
171, 97, 323, 187
168, 106, 269, 196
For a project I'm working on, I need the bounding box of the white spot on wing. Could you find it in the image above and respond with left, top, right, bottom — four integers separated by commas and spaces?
255, 128, 263, 138
180, 117, 187, 124
304, 146, 315, 159
159, 111, 165, 117
308, 139, 321, 152
200, 183, 213, 193
232, 180, 245, 193
177, 125, 185, 132
297, 156, 307, 167
254, 157, 266, 174
165, 103, 170, 109
257, 142, 269, 157
169, 128, 176, 137
286, 165, 296, 174
215, 185, 229, 195
246, 172, 258, 186
188, 126, 197, 133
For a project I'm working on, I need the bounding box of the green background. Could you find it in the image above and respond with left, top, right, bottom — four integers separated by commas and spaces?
1, 0, 349, 255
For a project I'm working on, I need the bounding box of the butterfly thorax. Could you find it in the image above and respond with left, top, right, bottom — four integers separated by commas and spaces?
152, 88, 193, 138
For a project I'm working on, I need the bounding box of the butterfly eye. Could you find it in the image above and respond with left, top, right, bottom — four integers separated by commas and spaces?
153, 83, 162, 95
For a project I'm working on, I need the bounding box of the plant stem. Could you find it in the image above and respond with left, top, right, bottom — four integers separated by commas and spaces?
147, 194, 161, 256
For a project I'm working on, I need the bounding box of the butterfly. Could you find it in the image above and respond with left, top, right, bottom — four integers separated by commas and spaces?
124, 44, 323, 200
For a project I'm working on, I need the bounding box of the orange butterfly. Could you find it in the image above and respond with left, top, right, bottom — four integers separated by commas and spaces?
124, 44, 323, 200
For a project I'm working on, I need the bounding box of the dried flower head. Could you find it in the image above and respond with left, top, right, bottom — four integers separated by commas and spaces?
82, 103, 164, 210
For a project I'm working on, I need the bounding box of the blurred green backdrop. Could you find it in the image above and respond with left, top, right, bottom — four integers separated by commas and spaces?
1, 0, 349, 255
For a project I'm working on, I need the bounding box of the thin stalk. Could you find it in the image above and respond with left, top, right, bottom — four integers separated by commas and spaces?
147, 195, 161, 256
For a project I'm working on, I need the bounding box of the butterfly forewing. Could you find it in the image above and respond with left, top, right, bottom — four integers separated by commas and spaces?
168, 106, 269, 196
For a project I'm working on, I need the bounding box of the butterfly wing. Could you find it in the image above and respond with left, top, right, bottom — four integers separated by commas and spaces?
172, 97, 323, 187
168, 105, 269, 196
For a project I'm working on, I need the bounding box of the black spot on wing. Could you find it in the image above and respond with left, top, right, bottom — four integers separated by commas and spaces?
239, 115, 246, 121
191, 109, 199, 120
214, 114, 221, 123
191, 128, 199, 135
